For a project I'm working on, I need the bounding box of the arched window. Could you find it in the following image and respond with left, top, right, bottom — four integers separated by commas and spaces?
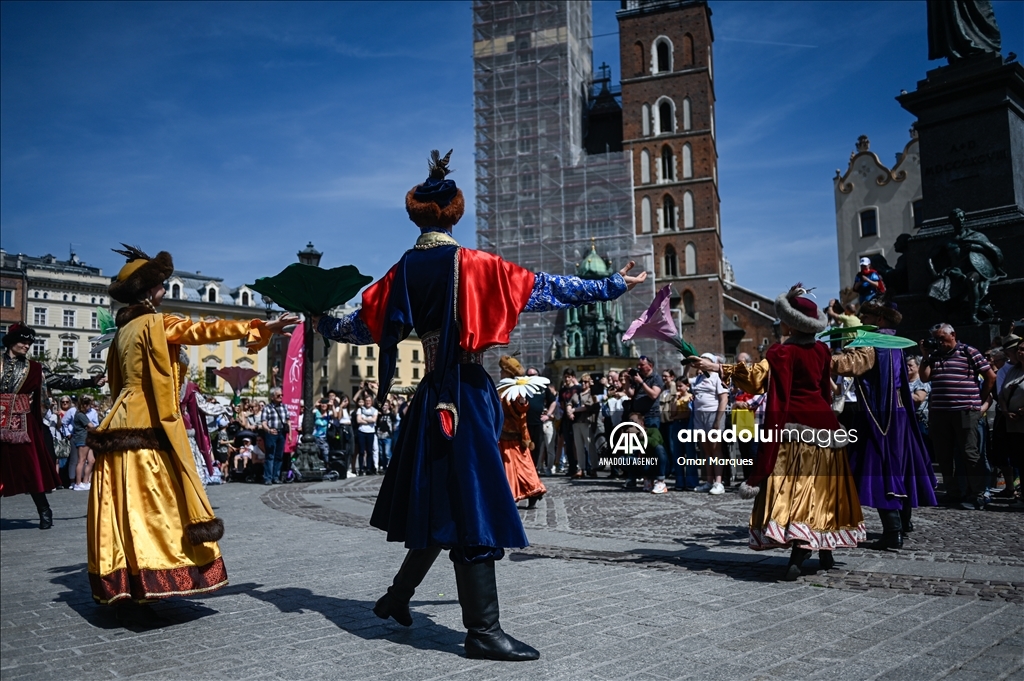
207, 288, 216, 303
664, 245, 678, 277
641, 103, 650, 136
660, 145, 674, 182
663, 195, 676, 231
656, 39, 671, 73
640, 149, 651, 184
171, 283, 181, 299
634, 41, 644, 76
682, 143, 693, 178
683, 191, 695, 228
241, 292, 249, 306
641, 196, 652, 233
682, 98, 692, 131
682, 33, 695, 67
685, 243, 697, 275
659, 101, 673, 134
683, 290, 696, 317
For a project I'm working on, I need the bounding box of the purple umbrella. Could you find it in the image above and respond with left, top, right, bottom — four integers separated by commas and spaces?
213, 366, 260, 394
622, 285, 699, 357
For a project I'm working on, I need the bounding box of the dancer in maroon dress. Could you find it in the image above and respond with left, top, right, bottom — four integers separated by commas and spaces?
1, 323, 106, 529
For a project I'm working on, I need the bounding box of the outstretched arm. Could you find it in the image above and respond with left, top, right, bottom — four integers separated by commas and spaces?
524, 261, 646, 312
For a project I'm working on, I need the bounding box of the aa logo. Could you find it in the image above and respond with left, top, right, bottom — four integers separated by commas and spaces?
610, 421, 647, 455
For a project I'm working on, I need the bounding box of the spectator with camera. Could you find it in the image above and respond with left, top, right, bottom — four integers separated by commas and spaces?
621, 356, 664, 488
919, 323, 997, 507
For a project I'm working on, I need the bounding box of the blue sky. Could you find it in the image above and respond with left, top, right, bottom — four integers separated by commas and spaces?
2, 1, 1021, 300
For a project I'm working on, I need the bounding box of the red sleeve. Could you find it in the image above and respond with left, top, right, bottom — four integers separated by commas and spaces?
458, 249, 536, 353
358, 264, 399, 344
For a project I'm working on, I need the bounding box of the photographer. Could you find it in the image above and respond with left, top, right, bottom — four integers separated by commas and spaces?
621, 356, 663, 488
919, 323, 997, 507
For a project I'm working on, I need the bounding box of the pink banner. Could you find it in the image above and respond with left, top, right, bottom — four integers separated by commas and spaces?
281, 323, 305, 454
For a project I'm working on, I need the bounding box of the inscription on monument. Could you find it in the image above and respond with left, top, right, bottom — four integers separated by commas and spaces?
922, 139, 1008, 178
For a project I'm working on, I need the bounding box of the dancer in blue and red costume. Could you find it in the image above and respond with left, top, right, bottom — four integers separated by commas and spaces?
315, 150, 646, 661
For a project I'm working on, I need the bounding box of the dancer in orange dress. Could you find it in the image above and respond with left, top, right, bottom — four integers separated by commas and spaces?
496, 355, 546, 508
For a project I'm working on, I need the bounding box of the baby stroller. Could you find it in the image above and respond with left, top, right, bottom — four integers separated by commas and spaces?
229, 430, 265, 483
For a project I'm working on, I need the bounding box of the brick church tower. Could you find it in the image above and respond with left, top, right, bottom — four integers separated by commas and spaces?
617, 0, 733, 357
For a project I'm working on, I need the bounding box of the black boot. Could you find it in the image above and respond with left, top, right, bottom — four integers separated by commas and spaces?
899, 507, 914, 533
31, 493, 52, 530
526, 493, 543, 509
818, 550, 834, 571
453, 560, 540, 661
373, 547, 441, 626
869, 509, 903, 550
783, 546, 812, 581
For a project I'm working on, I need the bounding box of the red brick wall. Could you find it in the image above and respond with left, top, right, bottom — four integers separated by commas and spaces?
0, 275, 25, 326
620, 1, 724, 356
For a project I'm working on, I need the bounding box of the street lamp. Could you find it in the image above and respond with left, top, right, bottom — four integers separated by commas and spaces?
293, 242, 326, 480
262, 295, 274, 320
297, 242, 322, 267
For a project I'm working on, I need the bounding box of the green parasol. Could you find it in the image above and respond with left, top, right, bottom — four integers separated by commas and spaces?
817, 325, 918, 349
90, 307, 118, 354
249, 263, 373, 316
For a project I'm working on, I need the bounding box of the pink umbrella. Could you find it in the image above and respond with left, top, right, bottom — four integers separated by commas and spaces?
212, 366, 260, 394
622, 285, 699, 357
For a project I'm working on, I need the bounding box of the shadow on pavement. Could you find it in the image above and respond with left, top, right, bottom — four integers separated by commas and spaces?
247, 586, 465, 655
47, 563, 219, 631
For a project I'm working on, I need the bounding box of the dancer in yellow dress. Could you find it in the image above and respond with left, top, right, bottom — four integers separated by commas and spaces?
86, 245, 297, 605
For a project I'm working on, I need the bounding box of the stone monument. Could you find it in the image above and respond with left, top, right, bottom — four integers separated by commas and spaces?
894, 0, 1023, 347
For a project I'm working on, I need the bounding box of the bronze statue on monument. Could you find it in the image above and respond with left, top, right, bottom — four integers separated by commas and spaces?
927, 0, 1001, 64
927, 208, 1006, 324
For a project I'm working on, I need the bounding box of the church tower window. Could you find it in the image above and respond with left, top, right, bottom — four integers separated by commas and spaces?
663, 196, 676, 232
664, 245, 678, 277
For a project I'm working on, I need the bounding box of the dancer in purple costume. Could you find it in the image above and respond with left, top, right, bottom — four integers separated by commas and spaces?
832, 301, 937, 550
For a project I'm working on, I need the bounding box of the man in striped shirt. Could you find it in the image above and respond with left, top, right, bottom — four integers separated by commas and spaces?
920, 323, 997, 507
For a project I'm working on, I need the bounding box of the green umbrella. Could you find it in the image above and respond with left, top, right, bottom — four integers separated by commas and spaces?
817, 325, 918, 349
249, 263, 373, 316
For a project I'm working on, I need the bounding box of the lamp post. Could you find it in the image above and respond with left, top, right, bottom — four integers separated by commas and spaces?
293, 242, 325, 480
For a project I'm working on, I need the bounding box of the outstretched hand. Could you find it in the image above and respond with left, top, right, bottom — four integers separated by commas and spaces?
618, 261, 648, 291
265, 313, 301, 335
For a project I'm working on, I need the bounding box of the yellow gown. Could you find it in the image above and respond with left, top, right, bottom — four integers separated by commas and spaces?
86, 308, 271, 604
724, 359, 866, 551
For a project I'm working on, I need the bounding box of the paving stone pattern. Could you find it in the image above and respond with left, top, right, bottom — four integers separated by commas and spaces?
1, 476, 1022, 681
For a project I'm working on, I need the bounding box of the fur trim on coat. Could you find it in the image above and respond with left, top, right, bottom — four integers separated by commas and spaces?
109, 251, 174, 305
87, 427, 173, 454
115, 303, 158, 328
405, 188, 465, 230
186, 517, 224, 544
775, 291, 828, 334
739, 481, 760, 499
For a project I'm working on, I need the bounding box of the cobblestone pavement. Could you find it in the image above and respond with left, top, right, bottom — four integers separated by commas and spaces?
2, 475, 1022, 681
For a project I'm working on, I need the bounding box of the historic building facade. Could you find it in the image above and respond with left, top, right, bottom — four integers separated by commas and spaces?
1, 249, 112, 379
833, 131, 923, 297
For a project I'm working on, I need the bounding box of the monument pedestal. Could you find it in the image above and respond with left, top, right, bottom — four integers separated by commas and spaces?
894, 57, 1024, 340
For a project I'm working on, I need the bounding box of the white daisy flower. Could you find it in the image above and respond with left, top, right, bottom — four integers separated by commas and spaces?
496, 375, 551, 402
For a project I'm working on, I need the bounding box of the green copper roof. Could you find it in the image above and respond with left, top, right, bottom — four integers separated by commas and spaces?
577, 240, 611, 280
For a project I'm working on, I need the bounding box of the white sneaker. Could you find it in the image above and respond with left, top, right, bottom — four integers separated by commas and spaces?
694, 482, 712, 493
80, 482, 91, 491
652, 481, 668, 494
710, 482, 725, 495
